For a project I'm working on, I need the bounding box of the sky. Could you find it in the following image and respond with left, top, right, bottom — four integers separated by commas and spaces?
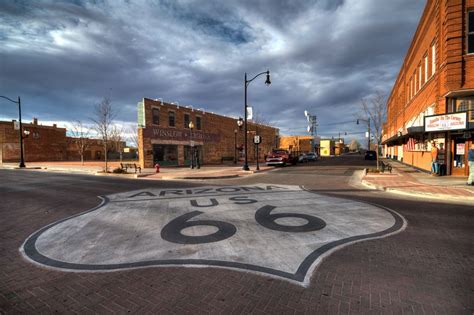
0, 0, 426, 146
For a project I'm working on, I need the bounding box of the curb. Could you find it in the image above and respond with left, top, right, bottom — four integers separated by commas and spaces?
361, 178, 474, 203
159, 174, 240, 180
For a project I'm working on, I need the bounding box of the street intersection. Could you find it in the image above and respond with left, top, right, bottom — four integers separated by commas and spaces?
1, 155, 472, 314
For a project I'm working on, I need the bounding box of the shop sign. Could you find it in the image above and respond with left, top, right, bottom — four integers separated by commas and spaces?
424, 112, 467, 132
143, 127, 221, 143
456, 143, 465, 155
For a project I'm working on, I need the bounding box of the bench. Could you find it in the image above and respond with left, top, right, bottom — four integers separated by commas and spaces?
120, 163, 141, 173
381, 161, 392, 173
221, 156, 235, 163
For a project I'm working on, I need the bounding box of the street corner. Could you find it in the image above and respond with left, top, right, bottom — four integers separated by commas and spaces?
20, 184, 406, 286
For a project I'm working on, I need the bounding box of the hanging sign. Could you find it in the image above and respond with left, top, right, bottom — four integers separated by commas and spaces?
246, 107, 253, 120
424, 112, 467, 132
456, 143, 465, 155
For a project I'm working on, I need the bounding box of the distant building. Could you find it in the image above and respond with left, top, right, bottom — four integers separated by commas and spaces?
320, 139, 335, 157
137, 98, 279, 168
0, 118, 126, 163
382, 0, 473, 176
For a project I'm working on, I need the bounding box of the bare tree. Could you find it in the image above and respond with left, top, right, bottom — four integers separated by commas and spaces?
110, 125, 125, 162
69, 120, 91, 165
91, 98, 116, 172
348, 139, 361, 152
128, 126, 139, 149
360, 90, 387, 169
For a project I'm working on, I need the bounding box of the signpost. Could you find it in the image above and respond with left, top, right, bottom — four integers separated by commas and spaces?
253, 135, 261, 171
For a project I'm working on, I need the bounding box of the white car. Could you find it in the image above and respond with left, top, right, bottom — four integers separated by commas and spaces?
306, 152, 317, 161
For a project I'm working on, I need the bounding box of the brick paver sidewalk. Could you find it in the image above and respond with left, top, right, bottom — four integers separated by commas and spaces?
362, 160, 474, 201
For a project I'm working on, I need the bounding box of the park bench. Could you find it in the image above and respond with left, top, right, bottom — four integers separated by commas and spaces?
120, 163, 142, 173
221, 156, 235, 164
381, 161, 392, 173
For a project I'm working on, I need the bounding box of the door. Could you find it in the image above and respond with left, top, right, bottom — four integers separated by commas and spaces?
451, 138, 467, 176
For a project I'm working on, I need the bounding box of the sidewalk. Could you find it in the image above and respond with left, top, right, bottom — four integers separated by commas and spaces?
0, 161, 274, 180
361, 159, 474, 203
144, 164, 274, 180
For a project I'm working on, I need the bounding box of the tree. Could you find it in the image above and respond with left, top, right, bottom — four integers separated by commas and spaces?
110, 125, 125, 162
348, 139, 361, 152
91, 98, 116, 172
69, 120, 91, 165
360, 90, 387, 169
128, 126, 139, 149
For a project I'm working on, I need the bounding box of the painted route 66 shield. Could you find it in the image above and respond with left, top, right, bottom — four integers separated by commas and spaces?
21, 184, 405, 286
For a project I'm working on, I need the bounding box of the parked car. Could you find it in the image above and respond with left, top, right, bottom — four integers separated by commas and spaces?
306, 152, 317, 161
266, 149, 297, 166
298, 153, 307, 163
364, 150, 377, 160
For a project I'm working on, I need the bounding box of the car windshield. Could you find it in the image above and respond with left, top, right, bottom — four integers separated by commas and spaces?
272, 150, 287, 155
307, 153, 315, 156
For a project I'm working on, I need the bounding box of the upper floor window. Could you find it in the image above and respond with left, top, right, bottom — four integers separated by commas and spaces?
424, 55, 428, 83
418, 65, 422, 90
168, 111, 175, 127
184, 113, 190, 128
152, 108, 160, 125
431, 42, 436, 75
414, 71, 417, 93
196, 116, 202, 130
468, 11, 474, 54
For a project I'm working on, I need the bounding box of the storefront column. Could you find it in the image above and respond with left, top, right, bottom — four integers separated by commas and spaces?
446, 131, 451, 175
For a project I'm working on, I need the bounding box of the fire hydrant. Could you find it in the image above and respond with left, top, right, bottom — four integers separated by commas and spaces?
155, 163, 160, 173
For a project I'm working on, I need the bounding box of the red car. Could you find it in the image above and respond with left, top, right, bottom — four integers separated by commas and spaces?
266, 149, 297, 166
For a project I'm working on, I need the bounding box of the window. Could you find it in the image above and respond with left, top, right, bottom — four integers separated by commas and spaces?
418, 65, 422, 90
431, 42, 436, 75
196, 116, 202, 130
168, 111, 175, 127
152, 108, 160, 125
424, 55, 428, 83
414, 71, 417, 93
456, 97, 474, 121
468, 11, 474, 53
184, 113, 190, 128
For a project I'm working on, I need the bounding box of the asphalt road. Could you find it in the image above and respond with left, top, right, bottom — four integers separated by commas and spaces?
0, 154, 472, 314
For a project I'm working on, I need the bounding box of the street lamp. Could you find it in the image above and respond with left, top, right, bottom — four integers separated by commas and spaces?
243, 70, 271, 171
0, 95, 26, 168
357, 118, 371, 150
234, 129, 238, 164
189, 121, 195, 169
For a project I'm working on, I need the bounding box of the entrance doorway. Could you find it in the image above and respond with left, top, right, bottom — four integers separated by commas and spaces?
451, 138, 467, 176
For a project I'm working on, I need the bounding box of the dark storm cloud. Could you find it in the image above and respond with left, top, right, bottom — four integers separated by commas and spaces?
0, 0, 426, 144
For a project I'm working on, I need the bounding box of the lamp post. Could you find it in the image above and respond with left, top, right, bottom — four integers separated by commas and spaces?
0, 95, 26, 168
236, 117, 243, 164
189, 121, 195, 169
357, 118, 371, 150
243, 70, 271, 171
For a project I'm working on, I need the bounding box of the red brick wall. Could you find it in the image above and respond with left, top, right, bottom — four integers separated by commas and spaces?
138, 98, 279, 168
0, 121, 67, 162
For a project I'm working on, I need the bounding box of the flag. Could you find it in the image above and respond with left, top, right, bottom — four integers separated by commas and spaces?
406, 138, 417, 151
246, 106, 253, 120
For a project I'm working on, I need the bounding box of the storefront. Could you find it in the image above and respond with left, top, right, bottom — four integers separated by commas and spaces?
137, 98, 279, 168
425, 111, 472, 176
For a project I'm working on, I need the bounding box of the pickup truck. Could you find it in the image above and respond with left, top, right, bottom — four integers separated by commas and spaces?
266, 149, 297, 166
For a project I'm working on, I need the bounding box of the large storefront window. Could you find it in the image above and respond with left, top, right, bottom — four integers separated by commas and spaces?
153, 144, 178, 166
184, 145, 203, 166
455, 97, 474, 121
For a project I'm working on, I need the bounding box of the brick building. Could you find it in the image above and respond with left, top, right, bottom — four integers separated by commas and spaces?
0, 118, 126, 163
137, 98, 279, 168
0, 118, 67, 163
383, 0, 474, 176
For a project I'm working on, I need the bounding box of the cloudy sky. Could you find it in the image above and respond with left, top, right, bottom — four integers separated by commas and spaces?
1, 0, 425, 145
